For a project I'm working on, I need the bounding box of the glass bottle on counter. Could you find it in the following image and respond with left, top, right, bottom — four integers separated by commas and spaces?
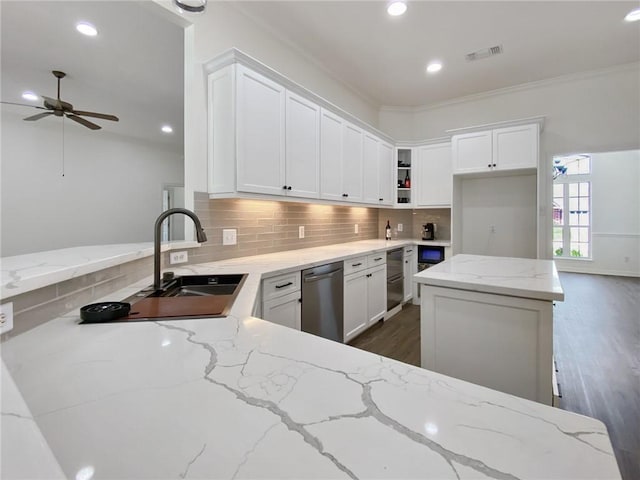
385, 220, 392, 240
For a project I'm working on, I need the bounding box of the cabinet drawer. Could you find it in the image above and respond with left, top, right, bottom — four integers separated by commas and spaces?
262, 271, 300, 301
403, 246, 415, 256
367, 252, 386, 268
344, 256, 367, 275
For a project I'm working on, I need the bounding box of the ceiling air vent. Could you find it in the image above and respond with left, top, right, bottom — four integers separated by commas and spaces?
465, 45, 503, 62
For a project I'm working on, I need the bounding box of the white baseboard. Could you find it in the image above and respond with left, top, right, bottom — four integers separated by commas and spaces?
557, 265, 640, 278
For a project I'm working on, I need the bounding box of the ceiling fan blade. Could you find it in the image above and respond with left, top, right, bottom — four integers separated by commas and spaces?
66, 114, 101, 130
24, 112, 54, 121
1, 100, 47, 110
72, 110, 119, 122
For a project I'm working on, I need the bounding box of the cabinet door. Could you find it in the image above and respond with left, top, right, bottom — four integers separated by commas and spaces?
262, 291, 301, 330
452, 131, 492, 174
403, 250, 416, 303
319, 109, 344, 202
362, 133, 380, 204
236, 65, 286, 195
367, 264, 387, 325
342, 122, 364, 202
378, 142, 394, 206
344, 272, 368, 341
416, 143, 452, 206
493, 124, 539, 171
285, 91, 320, 198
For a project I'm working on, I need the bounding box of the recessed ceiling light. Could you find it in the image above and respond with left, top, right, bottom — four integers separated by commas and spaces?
21, 91, 39, 102
76, 22, 98, 36
161, 125, 173, 134
426, 61, 443, 74
624, 7, 640, 22
387, 1, 407, 16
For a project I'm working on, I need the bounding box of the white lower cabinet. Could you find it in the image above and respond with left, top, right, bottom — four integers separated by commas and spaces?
343, 263, 386, 342
420, 285, 553, 405
261, 271, 301, 330
262, 291, 301, 330
344, 271, 368, 340
403, 247, 416, 303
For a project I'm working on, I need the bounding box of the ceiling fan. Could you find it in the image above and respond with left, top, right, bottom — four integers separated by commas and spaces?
1, 70, 119, 130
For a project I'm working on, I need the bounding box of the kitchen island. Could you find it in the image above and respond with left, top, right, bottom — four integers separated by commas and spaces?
415, 254, 565, 406
1, 247, 620, 479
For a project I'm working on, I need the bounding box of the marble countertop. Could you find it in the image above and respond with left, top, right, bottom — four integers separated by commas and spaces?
2, 243, 618, 479
415, 254, 565, 301
0, 239, 449, 301
1, 241, 200, 298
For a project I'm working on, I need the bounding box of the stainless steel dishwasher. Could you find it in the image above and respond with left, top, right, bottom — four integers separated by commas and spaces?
301, 262, 344, 342
387, 248, 404, 311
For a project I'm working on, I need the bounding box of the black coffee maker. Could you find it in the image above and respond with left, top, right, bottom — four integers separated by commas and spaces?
422, 223, 436, 241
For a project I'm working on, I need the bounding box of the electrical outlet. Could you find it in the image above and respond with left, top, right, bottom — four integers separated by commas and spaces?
169, 251, 188, 264
397, 223, 403, 232
354, 224, 359, 234
222, 228, 237, 246
299, 226, 305, 239
0, 302, 14, 335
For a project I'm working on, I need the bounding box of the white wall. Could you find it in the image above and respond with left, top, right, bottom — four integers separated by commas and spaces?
155, 1, 379, 217
457, 174, 538, 259
1, 110, 183, 256
381, 63, 640, 265
555, 150, 640, 277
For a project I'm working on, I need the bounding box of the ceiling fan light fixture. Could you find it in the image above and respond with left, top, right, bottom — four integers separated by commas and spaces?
161, 125, 174, 134
624, 7, 640, 22
76, 21, 98, 37
173, 0, 207, 14
387, 1, 407, 17
22, 91, 39, 102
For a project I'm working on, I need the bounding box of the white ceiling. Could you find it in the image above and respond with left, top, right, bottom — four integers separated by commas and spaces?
1, 0, 637, 146
234, 1, 640, 108
0, 1, 184, 147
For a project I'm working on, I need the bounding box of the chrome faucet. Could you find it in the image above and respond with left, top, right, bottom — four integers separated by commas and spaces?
154, 208, 208, 291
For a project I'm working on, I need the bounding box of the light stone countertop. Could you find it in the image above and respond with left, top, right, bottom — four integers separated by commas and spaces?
1, 242, 619, 479
0, 239, 448, 300
415, 254, 565, 301
0, 241, 200, 298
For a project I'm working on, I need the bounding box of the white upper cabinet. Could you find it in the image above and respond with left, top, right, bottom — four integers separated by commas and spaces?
378, 142, 394, 206
285, 91, 320, 198
319, 109, 344, 202
342, 122, 364, 202
452, 123, 539, 175
362, 133, 380, 204
492, 124, 539, 171
416, 142, 452, 207
236, 65, 286, 195
452, 131, 492, 174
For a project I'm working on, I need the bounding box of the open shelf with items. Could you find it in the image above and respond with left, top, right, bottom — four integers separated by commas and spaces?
396, 148, 413, 206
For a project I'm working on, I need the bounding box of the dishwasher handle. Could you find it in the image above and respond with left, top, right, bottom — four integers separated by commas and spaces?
304, 268, 343, 282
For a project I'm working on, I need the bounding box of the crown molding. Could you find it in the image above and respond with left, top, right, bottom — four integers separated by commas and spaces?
380, 62, 640, 114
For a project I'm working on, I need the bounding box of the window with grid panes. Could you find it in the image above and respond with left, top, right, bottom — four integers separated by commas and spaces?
552, 154, 591, 258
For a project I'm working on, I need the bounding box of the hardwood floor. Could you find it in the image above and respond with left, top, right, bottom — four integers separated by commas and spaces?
349, 305, 421, 367
553, 272, 639, 480
348, 273, 640, 480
